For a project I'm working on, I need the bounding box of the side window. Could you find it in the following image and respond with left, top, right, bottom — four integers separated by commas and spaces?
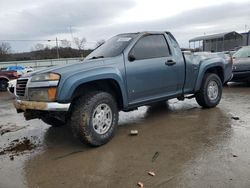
130, 35, 170, 60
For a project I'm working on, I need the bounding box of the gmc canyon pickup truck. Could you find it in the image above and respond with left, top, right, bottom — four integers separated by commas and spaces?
14, 32, 232, 146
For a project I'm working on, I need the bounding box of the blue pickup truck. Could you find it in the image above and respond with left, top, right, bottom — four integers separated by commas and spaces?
14, 32, 232, 146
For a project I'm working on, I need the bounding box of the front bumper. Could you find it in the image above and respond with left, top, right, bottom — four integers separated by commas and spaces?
14, 99, 70, 112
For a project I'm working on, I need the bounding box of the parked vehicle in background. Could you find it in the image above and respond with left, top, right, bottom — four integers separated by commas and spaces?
231, 46, 250, 83
233, 46, 242, 52
6, 65, 34, 76
14, 31, 232, 146
194, 51, 233, 73
194, 51, 233, 64
216, 52, 233, 63
0, 70, 19, 91
223, 51, 236, 56
7, 79, 17, 95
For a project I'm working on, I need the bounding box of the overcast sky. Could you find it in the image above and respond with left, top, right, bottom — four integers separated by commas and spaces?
0, 0, 250, 52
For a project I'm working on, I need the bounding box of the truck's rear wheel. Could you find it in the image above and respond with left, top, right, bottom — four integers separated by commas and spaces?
195, 73, 222, 108
0, 79, 8, 92
70, 91, 118, 146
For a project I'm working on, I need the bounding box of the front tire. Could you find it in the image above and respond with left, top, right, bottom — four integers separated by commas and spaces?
195, 73, 222, 108
0, 79, 8, 92
70, 91, 118, 146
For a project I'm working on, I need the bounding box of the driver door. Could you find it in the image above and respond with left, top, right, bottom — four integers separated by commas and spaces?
125, 34, 179, 105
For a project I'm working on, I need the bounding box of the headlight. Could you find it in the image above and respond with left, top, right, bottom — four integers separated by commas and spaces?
31, 73, 60, 82
28, 87, 57, 102
28, 73, 60, 102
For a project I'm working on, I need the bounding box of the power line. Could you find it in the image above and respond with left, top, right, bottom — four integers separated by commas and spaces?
0, 39, 97, 44
0, 39, 54, 42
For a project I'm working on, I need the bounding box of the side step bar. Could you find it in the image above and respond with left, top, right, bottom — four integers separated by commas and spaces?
177, 94, 196, 101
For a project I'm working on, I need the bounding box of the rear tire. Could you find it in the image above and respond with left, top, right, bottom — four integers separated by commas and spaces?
70, 91, 118, 146
195, 73, 222, 108
0, 79, 8, 92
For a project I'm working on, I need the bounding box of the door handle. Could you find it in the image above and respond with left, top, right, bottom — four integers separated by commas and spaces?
165, 60, 176, 66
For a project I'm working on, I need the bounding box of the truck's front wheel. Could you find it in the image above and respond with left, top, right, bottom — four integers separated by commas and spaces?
195, 73, 222, 108
70, 91, 118, 146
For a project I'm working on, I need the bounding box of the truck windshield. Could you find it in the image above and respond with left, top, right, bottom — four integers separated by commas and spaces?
86, 33, 138, 60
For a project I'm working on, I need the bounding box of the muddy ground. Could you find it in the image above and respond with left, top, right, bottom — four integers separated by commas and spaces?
0, 83, 250, 188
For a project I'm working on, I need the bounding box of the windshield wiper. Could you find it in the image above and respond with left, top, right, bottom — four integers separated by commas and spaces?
89, 56, 104, 60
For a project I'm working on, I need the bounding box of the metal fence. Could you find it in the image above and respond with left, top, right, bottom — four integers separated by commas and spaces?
0, 57, 84, 69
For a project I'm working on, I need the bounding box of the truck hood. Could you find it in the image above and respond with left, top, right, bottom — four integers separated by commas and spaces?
21, 58, 112, 78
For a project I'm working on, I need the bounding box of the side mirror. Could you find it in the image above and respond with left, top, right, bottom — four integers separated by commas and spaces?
128, 54, 136, 62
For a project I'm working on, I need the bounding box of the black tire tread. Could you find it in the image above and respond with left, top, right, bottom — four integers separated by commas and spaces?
70, 91, 118, 146
196, 73, 222, 108
0, 79, 8, 92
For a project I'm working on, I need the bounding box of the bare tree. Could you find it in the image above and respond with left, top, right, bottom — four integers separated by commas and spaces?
73, 37, 87, 57
0, 42, 11, 54
34, 43, 45, 51
74, 37, 86, 49
95, 39, 105, 49
0, 42, 11, 61
61, 39, 71, 48
45, 44, 52, 49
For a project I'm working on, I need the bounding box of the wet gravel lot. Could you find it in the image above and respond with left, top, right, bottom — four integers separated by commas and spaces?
0, 83, 250, 188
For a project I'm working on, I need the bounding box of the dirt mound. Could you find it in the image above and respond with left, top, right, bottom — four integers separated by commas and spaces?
0, 123, 29, 135
0, 137, 36, 155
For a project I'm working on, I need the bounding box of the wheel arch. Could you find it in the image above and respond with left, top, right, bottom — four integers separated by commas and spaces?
56, 66, 129, 109
71, 79, 125, 110
0, 76, 10, 82
195, 62, 224, 92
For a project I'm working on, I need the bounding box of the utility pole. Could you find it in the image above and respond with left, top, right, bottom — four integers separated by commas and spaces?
69, 26, 74, 41
56, 37, 59, 59
247, 30, 250, 46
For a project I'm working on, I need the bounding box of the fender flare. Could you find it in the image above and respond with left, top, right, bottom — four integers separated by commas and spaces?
194, 60, 225, 92
57, 67, 128, 107
0, 76, 10, 81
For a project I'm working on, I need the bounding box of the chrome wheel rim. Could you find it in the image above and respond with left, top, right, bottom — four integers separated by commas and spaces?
207, 80, 219, 101
92, 103, 112, 134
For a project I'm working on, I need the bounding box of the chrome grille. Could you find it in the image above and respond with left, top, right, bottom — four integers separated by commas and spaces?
16, 79, 28, 97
